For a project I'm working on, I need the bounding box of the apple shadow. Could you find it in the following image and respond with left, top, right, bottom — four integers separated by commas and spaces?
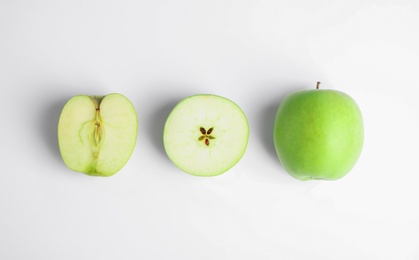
251, 85, 298, 168
144, 98, 180, 159
257, 102, 280, 163
39, 96, 68, 162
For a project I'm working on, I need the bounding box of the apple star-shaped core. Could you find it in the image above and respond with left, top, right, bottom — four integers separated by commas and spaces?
198, 127, 215, 146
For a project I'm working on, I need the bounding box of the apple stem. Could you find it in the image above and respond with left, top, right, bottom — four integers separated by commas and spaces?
316, 82, 321, 89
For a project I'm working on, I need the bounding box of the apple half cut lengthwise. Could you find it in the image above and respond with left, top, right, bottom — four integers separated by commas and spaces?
58, 93, 138, 176
163, 94, 249, 176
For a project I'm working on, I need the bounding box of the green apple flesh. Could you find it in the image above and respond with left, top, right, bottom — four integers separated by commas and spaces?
163, 94, 249, 176
58, 93, 138, 176
273, 86, 363, 180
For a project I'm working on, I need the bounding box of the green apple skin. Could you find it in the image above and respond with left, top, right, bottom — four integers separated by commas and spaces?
273, 89, 363, 180
163, 94, 249, 177
58, 93, 138, 177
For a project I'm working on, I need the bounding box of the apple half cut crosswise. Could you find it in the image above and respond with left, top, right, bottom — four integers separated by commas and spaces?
58, 93, 138, 176
163, 94, 249, 176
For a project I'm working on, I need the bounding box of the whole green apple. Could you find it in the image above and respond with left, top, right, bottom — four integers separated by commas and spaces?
273, 82, 363, 180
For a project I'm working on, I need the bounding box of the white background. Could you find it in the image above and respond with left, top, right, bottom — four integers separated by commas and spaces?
1, 0, 419, 259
